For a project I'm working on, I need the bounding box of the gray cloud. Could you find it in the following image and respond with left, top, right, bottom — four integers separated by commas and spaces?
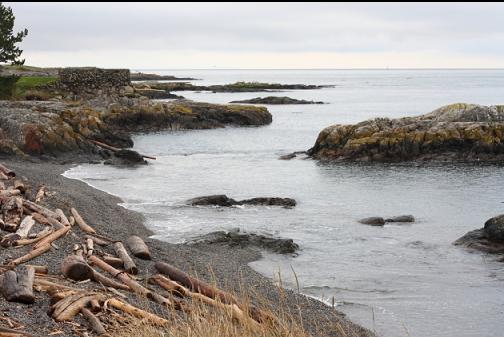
5, 2, 504, 66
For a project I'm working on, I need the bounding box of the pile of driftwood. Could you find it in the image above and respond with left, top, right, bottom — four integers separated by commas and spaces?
0, 163, 269, 337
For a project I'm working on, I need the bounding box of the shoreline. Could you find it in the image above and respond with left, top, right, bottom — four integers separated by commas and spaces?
0, 157, 374, 337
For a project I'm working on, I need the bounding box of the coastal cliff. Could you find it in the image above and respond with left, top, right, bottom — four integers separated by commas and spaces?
308, 103, 504, 162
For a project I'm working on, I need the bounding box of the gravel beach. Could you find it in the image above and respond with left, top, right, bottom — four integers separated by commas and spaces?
0, 157, 374, 337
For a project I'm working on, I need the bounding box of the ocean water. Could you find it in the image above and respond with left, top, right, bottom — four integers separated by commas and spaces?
64, 69, 504, 337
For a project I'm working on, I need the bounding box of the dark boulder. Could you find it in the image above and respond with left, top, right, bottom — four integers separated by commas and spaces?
188, 229, 299, 254
104, 149, 147, 166
186, 195, 296, 208
454, 215, 504, 255
358, 217, 385, 226
240, 197, 296, 208
385, 215, 415, 223
484, 214, 504, 242
187, 195, 238, 207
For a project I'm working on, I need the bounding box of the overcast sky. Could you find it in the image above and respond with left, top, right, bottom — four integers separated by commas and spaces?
6, 2, 504, 69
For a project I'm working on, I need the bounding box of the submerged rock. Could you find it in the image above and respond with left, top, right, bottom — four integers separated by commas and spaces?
230, 96, 325, 105
358, 217, 386, 226
308, 103, 504, 162
454, 214, 504, 254
188, 229, 299, 254
186, 194, 296, 208
385, 215, 415, 223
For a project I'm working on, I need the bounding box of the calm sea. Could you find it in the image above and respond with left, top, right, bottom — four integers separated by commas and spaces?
64, 69, 504, 337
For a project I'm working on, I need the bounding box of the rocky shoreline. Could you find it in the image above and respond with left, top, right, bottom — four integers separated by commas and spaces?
0, 158, 374, 337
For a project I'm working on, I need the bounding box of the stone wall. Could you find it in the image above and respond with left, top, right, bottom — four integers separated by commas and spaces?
58, 67, 130, 91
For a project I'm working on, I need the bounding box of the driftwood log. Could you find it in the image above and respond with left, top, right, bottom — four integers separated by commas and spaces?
0, 266, 35, 303
34, 185, 45, 203
81, 307, 106, 335
126, 236, 151, 260
106, 298, 167, 325
88, 256, 171, 307
113, 242, 138, 274
23, 200, 59, 220
102, 256, 123, 269
0, 164, 15, 178
1, 215, 35, 247
33, 225, 70, 250
10, 244, 51, 266
61, 255, 94, 281
70, 208, 96, 234
55, 209, 70, 227
13, 180, 25, 194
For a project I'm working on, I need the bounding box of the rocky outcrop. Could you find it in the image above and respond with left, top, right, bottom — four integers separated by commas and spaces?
146, 81, 332, 93
186, 195, 296, 208
130, 72, 197, 81
0, 98, 271, 159
385, 215, 415, 223
188, 229, 299, 254
454, 215, 504, 254
309, 103, 504, 162
105, 100, 272, 132
230, 96, 325, 105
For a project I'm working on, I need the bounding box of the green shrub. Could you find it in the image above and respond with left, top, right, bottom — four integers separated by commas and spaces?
0, 75, 19, 99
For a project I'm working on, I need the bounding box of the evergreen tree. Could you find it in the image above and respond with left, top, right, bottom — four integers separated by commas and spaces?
0, 2, 28, 65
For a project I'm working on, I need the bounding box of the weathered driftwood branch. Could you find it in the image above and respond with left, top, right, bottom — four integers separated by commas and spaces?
86, 237, 94, 257
0, 266, 35, 303
2, 197, 23, 231
70, 208, 96, 234
0, 326, 38, 337
34, 185, 45, 203
90, 139, 157, 160
0, 172, 8, 180
52, 293, 105, 322
54, 209, 70, 227
0, 164, 15, 178
88, 256, 171, 307
33, 225, 70, 250
22, 200, 59, 220
14, 226, 53, 247
13, 180, 26, 194
10, 244, 51, 266
126, 236, 151, 260
154, 261, 236, 304
151, 274, 260, 328
91, 269, 130, 291
61, 255, 94, 281
106, 298, 168, 325
1, 216, 35, 247
113, 242, 138, 274
0, 189, 21, 197
81, 307, 106, 335
102, 256, 123, 269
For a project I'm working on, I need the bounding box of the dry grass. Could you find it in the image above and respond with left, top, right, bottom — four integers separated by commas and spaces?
109, 278, 330, 337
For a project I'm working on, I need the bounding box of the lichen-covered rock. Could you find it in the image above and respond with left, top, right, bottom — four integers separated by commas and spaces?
0, 97, 272, 159
308, 103, 504, 162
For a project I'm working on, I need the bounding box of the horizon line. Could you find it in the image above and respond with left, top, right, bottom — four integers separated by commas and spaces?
132, 67, 504, 71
